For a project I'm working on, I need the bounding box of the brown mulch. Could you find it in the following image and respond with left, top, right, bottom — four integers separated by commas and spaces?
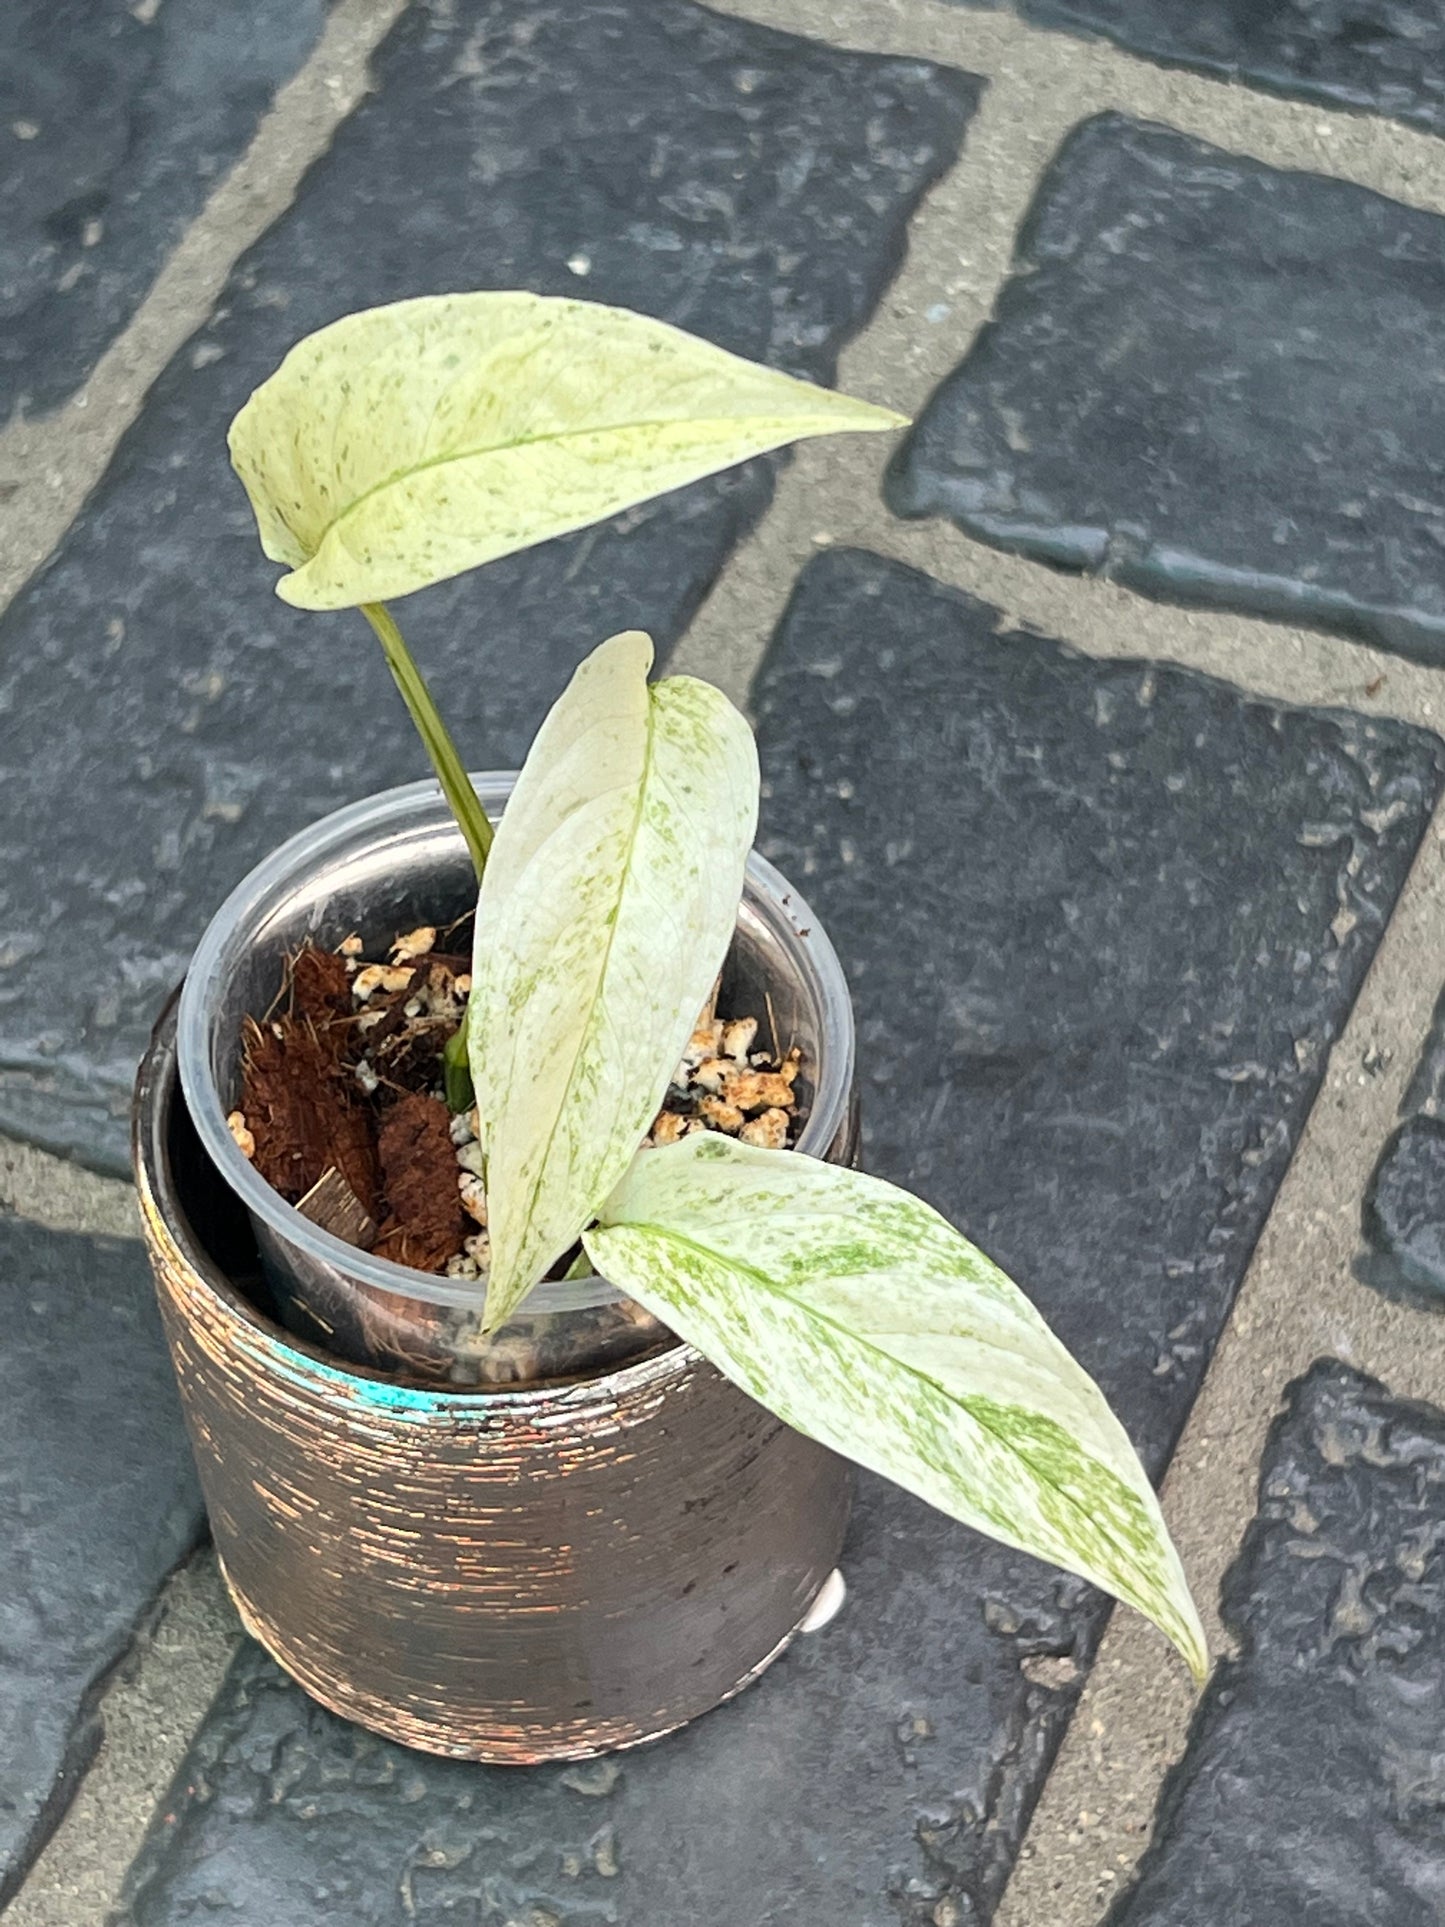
239, 928, 471, 1271
372, 1092, 470, 1272
288, 944, 353, 1027
242, 1014, 380, 1218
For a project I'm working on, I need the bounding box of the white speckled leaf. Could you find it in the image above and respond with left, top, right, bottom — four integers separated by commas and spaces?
584, 1136, 1208, 1683
470, 631, 758, 1330
228, 292, 905, 610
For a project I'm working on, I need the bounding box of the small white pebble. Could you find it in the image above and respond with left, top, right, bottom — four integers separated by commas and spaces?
652, 1111, 691, 1146
417, 973, 460, 1019
723, 1068, 796, 1115
226, 1110, 255, 1159
445, 1252, 482, 1280
698, 1095, 745, 1135
391, 925, 436, 962
453, 973, 471, 996
338, 934, 364, 957
680, 1019, 724, 1069
353, 962, 412, 1001
463, 1231, 491, 1264
690, 1057, 731, 1094
721, 1016, 757, 1061
740, 1107, 789, 1149
356, 1007, 387, 1033
449, 1108, 477, 1147
455, 1140, 485, 1178
403, 997, 423, 1019
354, 1059, 379, 1095
459, 1173, 489, 1225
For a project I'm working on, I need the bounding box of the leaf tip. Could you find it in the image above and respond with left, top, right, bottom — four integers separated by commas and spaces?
1158, 1590, 1210, 1689
478, 1269, 512, 1338
273, 563, 345, 612
598, 627, 656, 677
1183, 1621, 1211, 1690
224, 395, 253, 462
835, 398, 910, 434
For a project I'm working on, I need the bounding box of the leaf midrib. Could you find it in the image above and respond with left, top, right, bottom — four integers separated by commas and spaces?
307, 408, 845, 555
602, 1217, 1173, 1605
505, 692, 659, 1303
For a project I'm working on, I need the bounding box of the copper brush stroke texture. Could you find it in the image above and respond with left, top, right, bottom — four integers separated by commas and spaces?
134, 999, 854, 1762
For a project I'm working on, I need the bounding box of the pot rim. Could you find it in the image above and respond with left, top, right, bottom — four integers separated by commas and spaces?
175, 772, 855, 1314
137, 998, 718, 1411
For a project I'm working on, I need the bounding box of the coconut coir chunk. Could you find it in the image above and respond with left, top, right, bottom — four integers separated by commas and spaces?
239, 933, 476, 1275
288, 944, 353, 1027
242, 1015, 380, 1216
371, 1091, 471, 1272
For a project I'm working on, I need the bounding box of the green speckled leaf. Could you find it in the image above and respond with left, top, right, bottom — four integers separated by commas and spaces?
228, 292, 905, 610
585, 1135, 1208, 1682
470, 631, 758, 1330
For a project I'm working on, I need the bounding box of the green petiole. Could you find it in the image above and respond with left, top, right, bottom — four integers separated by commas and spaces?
360, 600, 494, 881
443, 1022, 474, 1116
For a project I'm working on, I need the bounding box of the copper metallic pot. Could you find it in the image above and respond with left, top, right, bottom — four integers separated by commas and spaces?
132, 787, 859, 1761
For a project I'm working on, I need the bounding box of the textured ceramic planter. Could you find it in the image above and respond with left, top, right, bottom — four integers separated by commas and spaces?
133, 780, 859, 1760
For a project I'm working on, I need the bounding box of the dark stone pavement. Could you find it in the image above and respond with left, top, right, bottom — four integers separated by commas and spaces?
1, 0, 330, 424
947, 0, 1445, 139
0, 1215, 203, 1906
1107, 1363, 1445, 1927
7, 0, 1445, 1921
889, 114, 1445, 665
103, 552, 1442, 1927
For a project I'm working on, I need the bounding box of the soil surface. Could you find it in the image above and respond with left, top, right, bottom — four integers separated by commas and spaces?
234, 923, 803, 1279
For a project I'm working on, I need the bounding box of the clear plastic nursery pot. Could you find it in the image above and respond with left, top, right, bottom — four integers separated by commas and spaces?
133, 774, 860, 1761
174, 773, 859, 1385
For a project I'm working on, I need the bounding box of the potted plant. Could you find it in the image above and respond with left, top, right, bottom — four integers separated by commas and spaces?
133, 293, 1205, 1764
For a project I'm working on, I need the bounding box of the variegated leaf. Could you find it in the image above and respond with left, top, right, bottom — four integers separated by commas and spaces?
228, 292, 904, 610
584, 1135, 1208, 1682
470, 631, 758, 1329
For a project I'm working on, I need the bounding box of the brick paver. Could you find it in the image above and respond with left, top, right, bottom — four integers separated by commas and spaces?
1360, 986, 1445, 1303
944, 0, 1445, 138
0, 0, 330, 423
889, 114, 1445, 664
0, 1216, 202, 1907
754, 550, 1439, 1461
1107, 1363, 1445, 1927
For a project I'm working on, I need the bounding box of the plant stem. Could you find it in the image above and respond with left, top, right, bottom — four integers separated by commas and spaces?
360, 601, 494, 880
442, 1022, 475, 1114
